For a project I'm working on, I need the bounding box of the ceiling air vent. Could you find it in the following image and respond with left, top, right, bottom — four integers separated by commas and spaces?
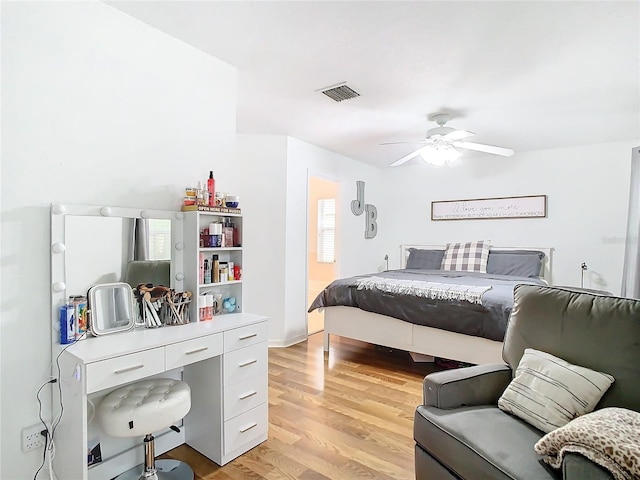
319, 83, 360, 102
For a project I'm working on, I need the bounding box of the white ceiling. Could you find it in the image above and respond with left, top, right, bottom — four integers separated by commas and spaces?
108, 1, 640, 168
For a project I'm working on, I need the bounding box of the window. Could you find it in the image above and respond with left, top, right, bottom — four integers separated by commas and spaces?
317, 198, 335, 263
148, 219, 171, 261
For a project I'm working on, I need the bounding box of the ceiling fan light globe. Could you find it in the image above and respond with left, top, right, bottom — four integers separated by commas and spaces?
419, 144, 462, 167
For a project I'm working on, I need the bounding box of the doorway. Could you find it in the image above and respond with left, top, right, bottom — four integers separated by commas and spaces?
307, 176, 339, 335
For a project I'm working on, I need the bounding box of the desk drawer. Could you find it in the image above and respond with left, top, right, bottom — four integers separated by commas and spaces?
165, 333, 223, 370
223, 342, 267, 385
86, 348, 164, 394
224, 375, 268, 420
224, 322, 268, 353
224, 403, 268, 455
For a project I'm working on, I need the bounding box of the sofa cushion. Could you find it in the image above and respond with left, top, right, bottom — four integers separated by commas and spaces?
498, 349, 614, 433
562, 453, 615, 480
504, 285, 640, 412
415, 405, 558, 480
415, 444, 458, 480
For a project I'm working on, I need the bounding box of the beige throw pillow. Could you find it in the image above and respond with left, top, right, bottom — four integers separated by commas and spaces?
498, 348, 614, 433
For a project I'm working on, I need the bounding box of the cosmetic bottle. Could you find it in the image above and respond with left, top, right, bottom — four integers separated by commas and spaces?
207, 171, 215, 206
204, 259, 211, 284
219, 262, 228, 283
212, 255, 220, 283
228, 261, 235, 281
199, 253, 205, 284
206, 295, 214, 321
196, 182, 204, 206
198, 295, 206, 321
223, 218, 234, 247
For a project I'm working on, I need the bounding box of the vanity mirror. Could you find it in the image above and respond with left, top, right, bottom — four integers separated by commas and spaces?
50, 203, 185, 341
87, 282, 136, 336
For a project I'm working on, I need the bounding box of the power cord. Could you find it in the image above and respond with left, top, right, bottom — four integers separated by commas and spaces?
33, 428, 49, 480
33, 332, 86, 480
34, 379, 56, 480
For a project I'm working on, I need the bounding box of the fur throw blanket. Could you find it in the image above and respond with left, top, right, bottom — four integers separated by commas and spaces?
534, 407, 640, 480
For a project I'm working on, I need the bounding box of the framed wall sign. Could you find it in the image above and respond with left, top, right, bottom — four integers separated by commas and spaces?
431, 195, 547, 221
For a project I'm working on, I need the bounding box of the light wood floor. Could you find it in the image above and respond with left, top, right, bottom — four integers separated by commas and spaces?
161, 332, 441, 479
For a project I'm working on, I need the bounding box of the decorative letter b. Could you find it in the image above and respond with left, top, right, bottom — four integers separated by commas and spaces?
364, 204, 378, 239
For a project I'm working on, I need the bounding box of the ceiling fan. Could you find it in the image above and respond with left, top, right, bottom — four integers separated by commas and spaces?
386, 113, 514, 167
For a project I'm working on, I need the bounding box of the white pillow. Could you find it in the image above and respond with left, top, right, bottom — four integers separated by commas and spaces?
440, 240, 491, 273
498, 348, 614, 433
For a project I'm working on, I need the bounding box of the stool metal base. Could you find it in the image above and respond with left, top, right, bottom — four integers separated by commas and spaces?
115, 460, 194, 480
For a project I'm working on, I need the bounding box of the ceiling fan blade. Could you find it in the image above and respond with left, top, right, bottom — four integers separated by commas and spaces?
389, 148, 422, 167
443, 129, 474, 141
453, 141, 514, 157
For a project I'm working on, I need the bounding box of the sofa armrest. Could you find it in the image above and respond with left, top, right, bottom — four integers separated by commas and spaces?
562, 453, 614, 480
423, 363, 512, 409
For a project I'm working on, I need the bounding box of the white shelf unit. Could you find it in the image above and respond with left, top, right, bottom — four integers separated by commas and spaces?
184, 210, 244, 321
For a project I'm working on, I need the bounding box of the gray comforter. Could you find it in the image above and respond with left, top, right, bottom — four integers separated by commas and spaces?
308, 269, 546, 341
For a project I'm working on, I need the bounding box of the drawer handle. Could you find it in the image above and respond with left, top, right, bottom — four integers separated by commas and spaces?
239, 422, 258, 433
239, 390, 257, 400
239, 359, 257, 367
185, 346, 208, 355
238, 333, 258, 340
114, 364, 144, 374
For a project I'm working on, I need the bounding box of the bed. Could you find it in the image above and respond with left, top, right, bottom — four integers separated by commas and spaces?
310, 243, 552, 365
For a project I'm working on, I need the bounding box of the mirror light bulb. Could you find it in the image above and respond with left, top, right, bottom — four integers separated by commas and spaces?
51, 204, 66, 215
52, 281, 66, 293
100, 207, 112, 217
52, 242, 66, 254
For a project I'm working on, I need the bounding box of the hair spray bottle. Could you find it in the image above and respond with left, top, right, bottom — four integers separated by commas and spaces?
207, 171, 215, 206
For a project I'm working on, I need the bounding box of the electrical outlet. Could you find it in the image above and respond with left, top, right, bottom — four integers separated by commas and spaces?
22, 424, 46, 452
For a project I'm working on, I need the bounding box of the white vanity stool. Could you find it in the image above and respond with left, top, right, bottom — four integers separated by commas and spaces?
98, 378, 193, 480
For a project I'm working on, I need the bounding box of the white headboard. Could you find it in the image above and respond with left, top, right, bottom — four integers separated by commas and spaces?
400, 244, 553, 285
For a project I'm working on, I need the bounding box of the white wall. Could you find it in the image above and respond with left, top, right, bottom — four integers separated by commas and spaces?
380, 140, 638, 294
237, 135, 384, 346
1, 2, 237, 478
284, 138, 384, 345
235, 134, 288, 342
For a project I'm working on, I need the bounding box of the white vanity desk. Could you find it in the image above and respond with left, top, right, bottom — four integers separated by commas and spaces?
54, 313, 269, 480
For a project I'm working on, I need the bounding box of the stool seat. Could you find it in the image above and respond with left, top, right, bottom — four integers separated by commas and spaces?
98, 379, 191, 438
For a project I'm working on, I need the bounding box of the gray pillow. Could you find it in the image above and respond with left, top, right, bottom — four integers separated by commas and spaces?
406, 248, 444, 270
486, 250, 545, 278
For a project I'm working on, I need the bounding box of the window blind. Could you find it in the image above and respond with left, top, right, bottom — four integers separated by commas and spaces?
317, 198, 335, 263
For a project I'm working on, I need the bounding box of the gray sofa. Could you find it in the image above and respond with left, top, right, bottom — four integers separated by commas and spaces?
414, 284, 640, 480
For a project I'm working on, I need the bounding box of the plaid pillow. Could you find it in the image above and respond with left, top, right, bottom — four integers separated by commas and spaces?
441, 240, 491, 273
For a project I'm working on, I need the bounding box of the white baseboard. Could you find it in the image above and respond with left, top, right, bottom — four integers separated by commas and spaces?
268, 332, 309, 348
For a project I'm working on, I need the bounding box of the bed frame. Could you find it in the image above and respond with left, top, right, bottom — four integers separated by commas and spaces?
322, 244, 553, 365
